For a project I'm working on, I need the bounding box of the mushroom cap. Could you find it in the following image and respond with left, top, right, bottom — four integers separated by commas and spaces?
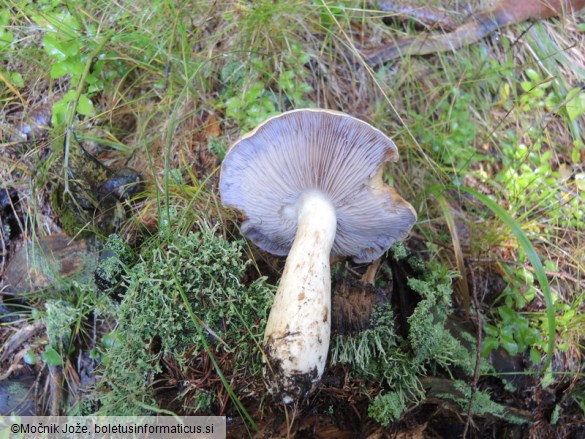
219, 108, 417, 263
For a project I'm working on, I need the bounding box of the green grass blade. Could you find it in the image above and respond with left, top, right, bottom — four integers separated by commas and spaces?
169, 268, 258, 434
431, 185, 556, 372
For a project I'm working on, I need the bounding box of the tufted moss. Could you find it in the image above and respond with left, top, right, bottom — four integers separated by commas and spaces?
332, 255, 499, 426
97, 225, 275, 415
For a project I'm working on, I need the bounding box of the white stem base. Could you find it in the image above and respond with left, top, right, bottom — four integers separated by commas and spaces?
263, 190, 337, 404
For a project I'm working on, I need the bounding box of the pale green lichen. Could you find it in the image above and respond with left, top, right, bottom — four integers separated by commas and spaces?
97, 226, 275, 415
44, 299, 79, 350
332, 257, 496, 426
94, 233, 134, 291
437, 380, 528, 425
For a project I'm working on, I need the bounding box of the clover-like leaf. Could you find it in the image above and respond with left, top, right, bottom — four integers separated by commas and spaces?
50, 57, 84, 79
0, 9, 10, 26
77, 93, 96, 116
41, 345, 64, 366
43, 34, 68, 61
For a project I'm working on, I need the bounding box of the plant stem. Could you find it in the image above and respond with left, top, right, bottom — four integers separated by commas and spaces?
62, 30, 115, 196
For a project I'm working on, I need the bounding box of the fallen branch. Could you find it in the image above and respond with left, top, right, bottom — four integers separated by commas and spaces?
365, 0, 585, 64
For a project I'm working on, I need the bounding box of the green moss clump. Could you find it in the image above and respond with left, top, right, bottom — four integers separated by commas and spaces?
390, 242, 408, 261
43, 299, 78, 355
437, 380, 527, 424
332, 257, 496, 426
97, 226, 275, 415
407, 273, 474, 373
94, 234, 135, 292
368, 392, 407, 427
331, 304, 422, 395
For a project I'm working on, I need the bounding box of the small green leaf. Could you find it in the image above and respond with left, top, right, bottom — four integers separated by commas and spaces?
504, 294, 514, 308
51, 92, 75, 126
544, 260, 557, 272
500, 336, 519, 356
483, 323, 499, 337
529, 348, 542, 365
0, 28, 13, 44
23, 350, 37, 365
50, 58, 84, 79
50, 61, 69, 79
545, 93, 560, 112
41, 346, 63, 366
101, 331, 120, 349
481, 337, 499, 356
77, 94, 95, 116
0, 9, 10, 27
43, 34, 68, 61
560, 309, 575, 326
10, 71, 24, 88
530, 87, 546, 99
61, 39, 82, 58
88, 81, 104, 94
518, 326, 538, 345
51, 98, 69, 126
86, 72, 98, 85
565, 88, 585, 122
525, 69, 540, 82
498, 306, 516, 322
500, 324, 515, 341
517, 268, 534, 284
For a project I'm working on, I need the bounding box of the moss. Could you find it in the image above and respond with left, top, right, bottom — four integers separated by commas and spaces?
50, 184, 95, 239
331, 304, 422, 393
368, 391, 408, 427
406, 274, 475, 374
94, 234, 135, 292
97, 225, 275, 415
332, 256, 495, 426
390, 242, 408, 261
437, 380, 528, 425
44, 299, 79, 351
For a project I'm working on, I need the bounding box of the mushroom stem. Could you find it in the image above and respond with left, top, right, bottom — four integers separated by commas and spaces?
263, 190, 337, 404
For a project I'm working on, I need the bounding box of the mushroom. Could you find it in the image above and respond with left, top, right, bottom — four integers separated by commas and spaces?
219, 109, 416, 403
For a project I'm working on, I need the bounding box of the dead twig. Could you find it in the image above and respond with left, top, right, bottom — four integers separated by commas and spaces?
376, 0, 461, 31
364, 0, 585, 64
463, 267, 482, 438
0, 322, 44, 363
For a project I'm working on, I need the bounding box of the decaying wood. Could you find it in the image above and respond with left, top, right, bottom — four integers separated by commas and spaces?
48, 365, 63, 416
0, 321, 44, 363
376, 0, 462, 31
366, 0, 585, 64
331, 273, 390, 335
3, 233, 98, 295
